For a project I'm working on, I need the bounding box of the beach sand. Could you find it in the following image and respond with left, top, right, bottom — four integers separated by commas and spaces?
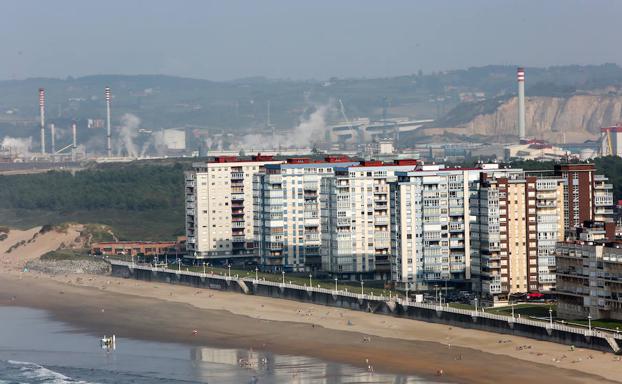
1, 271, 621, 384
1, 227, 621, 383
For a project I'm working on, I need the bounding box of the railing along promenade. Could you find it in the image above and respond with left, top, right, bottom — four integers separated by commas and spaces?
111, 260, 622, 348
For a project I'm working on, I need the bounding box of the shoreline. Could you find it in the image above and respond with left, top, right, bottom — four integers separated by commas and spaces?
0, 272, 621, 383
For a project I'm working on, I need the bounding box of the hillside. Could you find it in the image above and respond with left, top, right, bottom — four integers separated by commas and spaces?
3, 64, 622, 149
420, 92, 622, 143
0, 162, 188, 240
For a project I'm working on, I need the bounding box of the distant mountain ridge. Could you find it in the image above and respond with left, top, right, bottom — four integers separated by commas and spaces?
2, 64, 622, 141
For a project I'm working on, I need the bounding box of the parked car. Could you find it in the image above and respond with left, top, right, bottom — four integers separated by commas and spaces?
527, 291, 545, 301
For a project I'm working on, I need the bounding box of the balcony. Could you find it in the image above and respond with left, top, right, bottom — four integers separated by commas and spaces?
231, 172, 245, 180
449, 222, 464, 232
232, 221, 245, 228
231, 193, 245, 201
304, 233, 321, 244
594, 183, 613, 190
536, 201, 557, 208
375, 216, 389, 225
232, 235, 246, 242
595, 208, 614, 215
536, 192, 557, 200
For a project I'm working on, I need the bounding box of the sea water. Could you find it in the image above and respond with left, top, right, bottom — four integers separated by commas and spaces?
0, 306, 435, 383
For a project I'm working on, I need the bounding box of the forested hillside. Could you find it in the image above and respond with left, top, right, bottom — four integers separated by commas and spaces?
0, 163, 185, 211
0, 162, 188, 240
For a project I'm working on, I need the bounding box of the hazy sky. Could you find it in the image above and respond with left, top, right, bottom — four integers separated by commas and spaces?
2, 0, 621, 81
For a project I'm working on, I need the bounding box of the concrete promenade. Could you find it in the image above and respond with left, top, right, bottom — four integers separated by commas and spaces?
110, 260, 622, 354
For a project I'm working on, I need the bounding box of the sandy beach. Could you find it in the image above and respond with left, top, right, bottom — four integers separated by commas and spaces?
2, 227, 622, 383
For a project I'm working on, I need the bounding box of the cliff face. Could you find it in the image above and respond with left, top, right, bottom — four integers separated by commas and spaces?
438, 95, 622, 143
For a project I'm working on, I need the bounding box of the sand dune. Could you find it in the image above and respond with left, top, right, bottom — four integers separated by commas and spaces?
0, 225, 84, 271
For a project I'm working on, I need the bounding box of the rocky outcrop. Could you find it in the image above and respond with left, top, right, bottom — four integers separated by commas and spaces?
25, 259, 110, 275
432, 95, 622, 143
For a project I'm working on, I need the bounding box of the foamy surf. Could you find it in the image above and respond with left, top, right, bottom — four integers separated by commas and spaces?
2, 360, 97, 384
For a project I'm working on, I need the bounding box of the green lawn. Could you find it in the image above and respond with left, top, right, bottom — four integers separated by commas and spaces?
488, 303, 557, 318
123, 260, 396, 297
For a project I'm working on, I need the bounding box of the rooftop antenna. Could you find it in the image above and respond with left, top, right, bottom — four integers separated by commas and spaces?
105, 86, 112, 157
39, 88, 45, 154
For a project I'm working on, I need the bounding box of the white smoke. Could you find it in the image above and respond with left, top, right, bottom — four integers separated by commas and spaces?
1, 136, 32, 156
287, 105, 329, 147
118, 113, 140, 157
141, 130, 168, 157
229, 103, 332, 150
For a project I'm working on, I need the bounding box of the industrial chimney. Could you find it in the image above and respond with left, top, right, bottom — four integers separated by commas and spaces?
39, 88, 46, 154
105, 86, 112, 157
50, 123, 56, 154
72, 121, 77, 161
517, 67, 526, 140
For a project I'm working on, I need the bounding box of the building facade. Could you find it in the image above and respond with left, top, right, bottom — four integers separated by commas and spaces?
556, 223, 622, 321
254, 157, 357, 272
470, 171, 566, 299
185, 155, 282, 265
391, 165, 482, 291
554, 164, 614, 233
323, 160, 419, 280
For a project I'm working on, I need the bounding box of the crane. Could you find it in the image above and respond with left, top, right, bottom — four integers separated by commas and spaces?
339, 99, 362, 145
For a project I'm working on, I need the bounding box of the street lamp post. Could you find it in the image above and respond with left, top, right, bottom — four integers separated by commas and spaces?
405, 285, 409, 305
334, 278, 338, 292
549, 307, 553, 326
203, 263, 206, 276
361, 281, 364, 295
511, 303, 515, 319
588, 314, 592, 332
474, 297, 478, 312
282, 270, 285, 285
178, 259, 181, 272
434, 284, 439, 304
228, 265, 231, 279
309, 274, 312, 287
255, 267, 259, 281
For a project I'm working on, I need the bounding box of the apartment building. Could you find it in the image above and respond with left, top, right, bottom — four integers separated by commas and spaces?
185, 155, 283, 265
554, 164, 614, 233
390, 164, 484, 291
556, 222, 622, 321
470, 171, 565, 298
323, 160, 419, 280
254, 157, 358, 272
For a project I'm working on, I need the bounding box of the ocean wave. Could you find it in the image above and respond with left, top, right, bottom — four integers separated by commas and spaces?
2, 360, 97, 384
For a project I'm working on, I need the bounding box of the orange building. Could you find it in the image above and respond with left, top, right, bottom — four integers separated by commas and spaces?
91, 238, 185, 257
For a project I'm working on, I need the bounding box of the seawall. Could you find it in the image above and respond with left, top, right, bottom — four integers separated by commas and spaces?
111, 261, 622, 354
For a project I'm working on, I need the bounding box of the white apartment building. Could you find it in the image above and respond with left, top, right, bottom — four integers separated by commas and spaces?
323, 160, 419, 280
185, 155, 283, 265
391, 165, 487, 291
254, 157, 358, 272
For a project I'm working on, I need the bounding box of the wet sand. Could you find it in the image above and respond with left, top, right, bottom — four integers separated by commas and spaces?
1, 273, 621, 384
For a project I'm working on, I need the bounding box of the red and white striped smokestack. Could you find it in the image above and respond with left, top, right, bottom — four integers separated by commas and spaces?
39, 88, 46, 154
517, 67, 526, 140
105, 86, 112, 157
